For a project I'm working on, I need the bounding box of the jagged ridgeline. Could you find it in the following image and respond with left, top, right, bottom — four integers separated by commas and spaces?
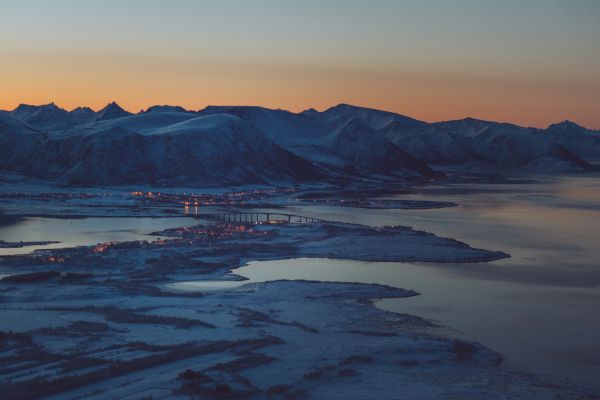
1, 103, 599, 186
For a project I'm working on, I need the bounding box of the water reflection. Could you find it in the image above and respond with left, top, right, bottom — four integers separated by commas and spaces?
224, 174, 600, 389
0, 217, 197, 256
223, 255, 600, 390
3, 174, 600, 389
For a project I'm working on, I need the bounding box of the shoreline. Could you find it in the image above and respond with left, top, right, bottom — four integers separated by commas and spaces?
0, 181, 598, 398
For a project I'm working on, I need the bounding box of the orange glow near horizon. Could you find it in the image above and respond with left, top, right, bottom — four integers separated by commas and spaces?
1, 50, 598, 129
2, 60, 598, 129
1, 2, 599, 129
0, 16, 600, 129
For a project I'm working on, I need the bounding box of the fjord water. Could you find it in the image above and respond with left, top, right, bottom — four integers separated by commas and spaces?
2, 174, 599, 388
0, 217, 196, 256
233, 174, 600, 389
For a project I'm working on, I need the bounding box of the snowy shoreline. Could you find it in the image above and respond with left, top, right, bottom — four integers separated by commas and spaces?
0, 183, 598, 398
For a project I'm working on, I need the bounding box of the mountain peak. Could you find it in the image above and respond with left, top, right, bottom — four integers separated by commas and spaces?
95, 101, 131, 121
326, 103, 366, 113
548, 120, 585, 131
102, 101, 124, 111
13, 102, 62, 112
70, 106, 94, 114
143, 105, 188, 114
326, 103, 401, 115
40, 101, 58, 108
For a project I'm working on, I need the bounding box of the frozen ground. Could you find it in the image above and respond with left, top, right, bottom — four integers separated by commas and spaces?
0, 184, 598, 399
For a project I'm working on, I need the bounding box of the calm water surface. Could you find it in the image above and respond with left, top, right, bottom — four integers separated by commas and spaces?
226, 174, 600, 389
0, 217, 196, 255
2, 175, 600, 389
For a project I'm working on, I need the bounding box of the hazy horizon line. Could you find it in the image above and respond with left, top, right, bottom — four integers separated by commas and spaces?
3, 100, 595, 130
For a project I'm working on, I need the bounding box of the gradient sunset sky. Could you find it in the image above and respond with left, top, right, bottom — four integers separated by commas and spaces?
1, 0, 599, 128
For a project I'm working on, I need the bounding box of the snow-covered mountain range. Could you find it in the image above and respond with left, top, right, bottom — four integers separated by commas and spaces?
1, 102, 598, 186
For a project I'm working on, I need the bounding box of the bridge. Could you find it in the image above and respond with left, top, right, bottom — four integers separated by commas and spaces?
194, 212, 324, 224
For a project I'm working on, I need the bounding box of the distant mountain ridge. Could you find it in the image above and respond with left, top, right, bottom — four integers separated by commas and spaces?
1, 102, 598, 186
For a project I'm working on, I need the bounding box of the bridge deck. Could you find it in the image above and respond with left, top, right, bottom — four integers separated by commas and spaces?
193, 212, 324, 224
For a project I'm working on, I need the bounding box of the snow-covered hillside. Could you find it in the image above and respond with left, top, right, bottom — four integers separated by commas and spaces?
1, 102, 598, 186
293, 118, 436, 177
545, 121, 600, 162
0, 112, 323, 186
383, 117, 598, 171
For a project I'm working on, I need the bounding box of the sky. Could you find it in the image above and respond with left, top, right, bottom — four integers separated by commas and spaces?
1, 0, 599, 128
